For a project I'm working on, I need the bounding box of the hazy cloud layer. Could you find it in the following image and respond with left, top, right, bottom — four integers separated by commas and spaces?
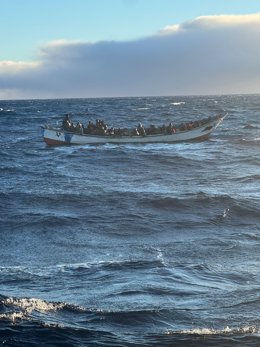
1, 13, 260, 99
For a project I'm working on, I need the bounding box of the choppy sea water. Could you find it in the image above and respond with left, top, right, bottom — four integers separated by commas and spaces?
0, 95, 259, 346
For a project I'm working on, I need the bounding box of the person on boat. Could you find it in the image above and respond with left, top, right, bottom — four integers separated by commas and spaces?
62, 114, 72, 131
137, 122, 146, 136
193, 121, 200, 128
167, 122, 176, 134
146, 124, 156, 135
132, 128, 139, 136
75, 122, 84, 134
96, 119, 107, 135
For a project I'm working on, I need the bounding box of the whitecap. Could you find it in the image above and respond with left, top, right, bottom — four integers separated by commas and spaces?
166, 325, 259, 335
0, 312, 25, 322
2, 297, 65, 314
222, 208, 230, 218
170, 102, 185, 106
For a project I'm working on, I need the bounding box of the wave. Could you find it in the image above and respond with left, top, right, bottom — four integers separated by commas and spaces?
231, 174, 260, 183
0, 258, 166, 279
143, 192, 234, 210
144, 191, 259, 212
1, 295, 65, 313
170, 102, 186, 106
1, 294, 212, 325
166, 325, 260, 336
2, 191, 101, 211
0, 295, 66, 323
0, 294, 175, 325
141, 193, 260, 230
0, 108, 15, 113
240, 137, 260, 145
4, 190, 258, 231
136, 107, 150, 110
0, 294, 104, 323
243, 124, 259, 129
1, 294, 260, 346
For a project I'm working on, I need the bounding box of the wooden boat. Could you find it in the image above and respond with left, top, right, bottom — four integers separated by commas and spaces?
41, 114, 226, 146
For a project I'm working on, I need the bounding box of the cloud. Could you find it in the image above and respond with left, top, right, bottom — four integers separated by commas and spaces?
0, 61, 40, 74
161, 13, 260, 33
1, 13, 260, 99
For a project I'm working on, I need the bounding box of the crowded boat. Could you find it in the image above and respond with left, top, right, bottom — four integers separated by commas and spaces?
62, 113, 218, 137
42, 113, 226, 145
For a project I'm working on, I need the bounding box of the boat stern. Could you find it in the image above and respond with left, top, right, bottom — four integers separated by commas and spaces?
42, 126, 72, 146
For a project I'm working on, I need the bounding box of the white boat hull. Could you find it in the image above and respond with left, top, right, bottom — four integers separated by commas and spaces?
42, 115, 225, 146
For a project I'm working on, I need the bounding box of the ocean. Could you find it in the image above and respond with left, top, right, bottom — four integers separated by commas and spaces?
0, 95, 259, 346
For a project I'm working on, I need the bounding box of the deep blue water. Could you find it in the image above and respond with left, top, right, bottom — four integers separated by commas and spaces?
0, 95, 260, 346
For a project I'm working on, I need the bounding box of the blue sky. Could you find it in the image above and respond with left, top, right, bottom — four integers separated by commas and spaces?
1, 0, 260, 99
2, 0, 260, 61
